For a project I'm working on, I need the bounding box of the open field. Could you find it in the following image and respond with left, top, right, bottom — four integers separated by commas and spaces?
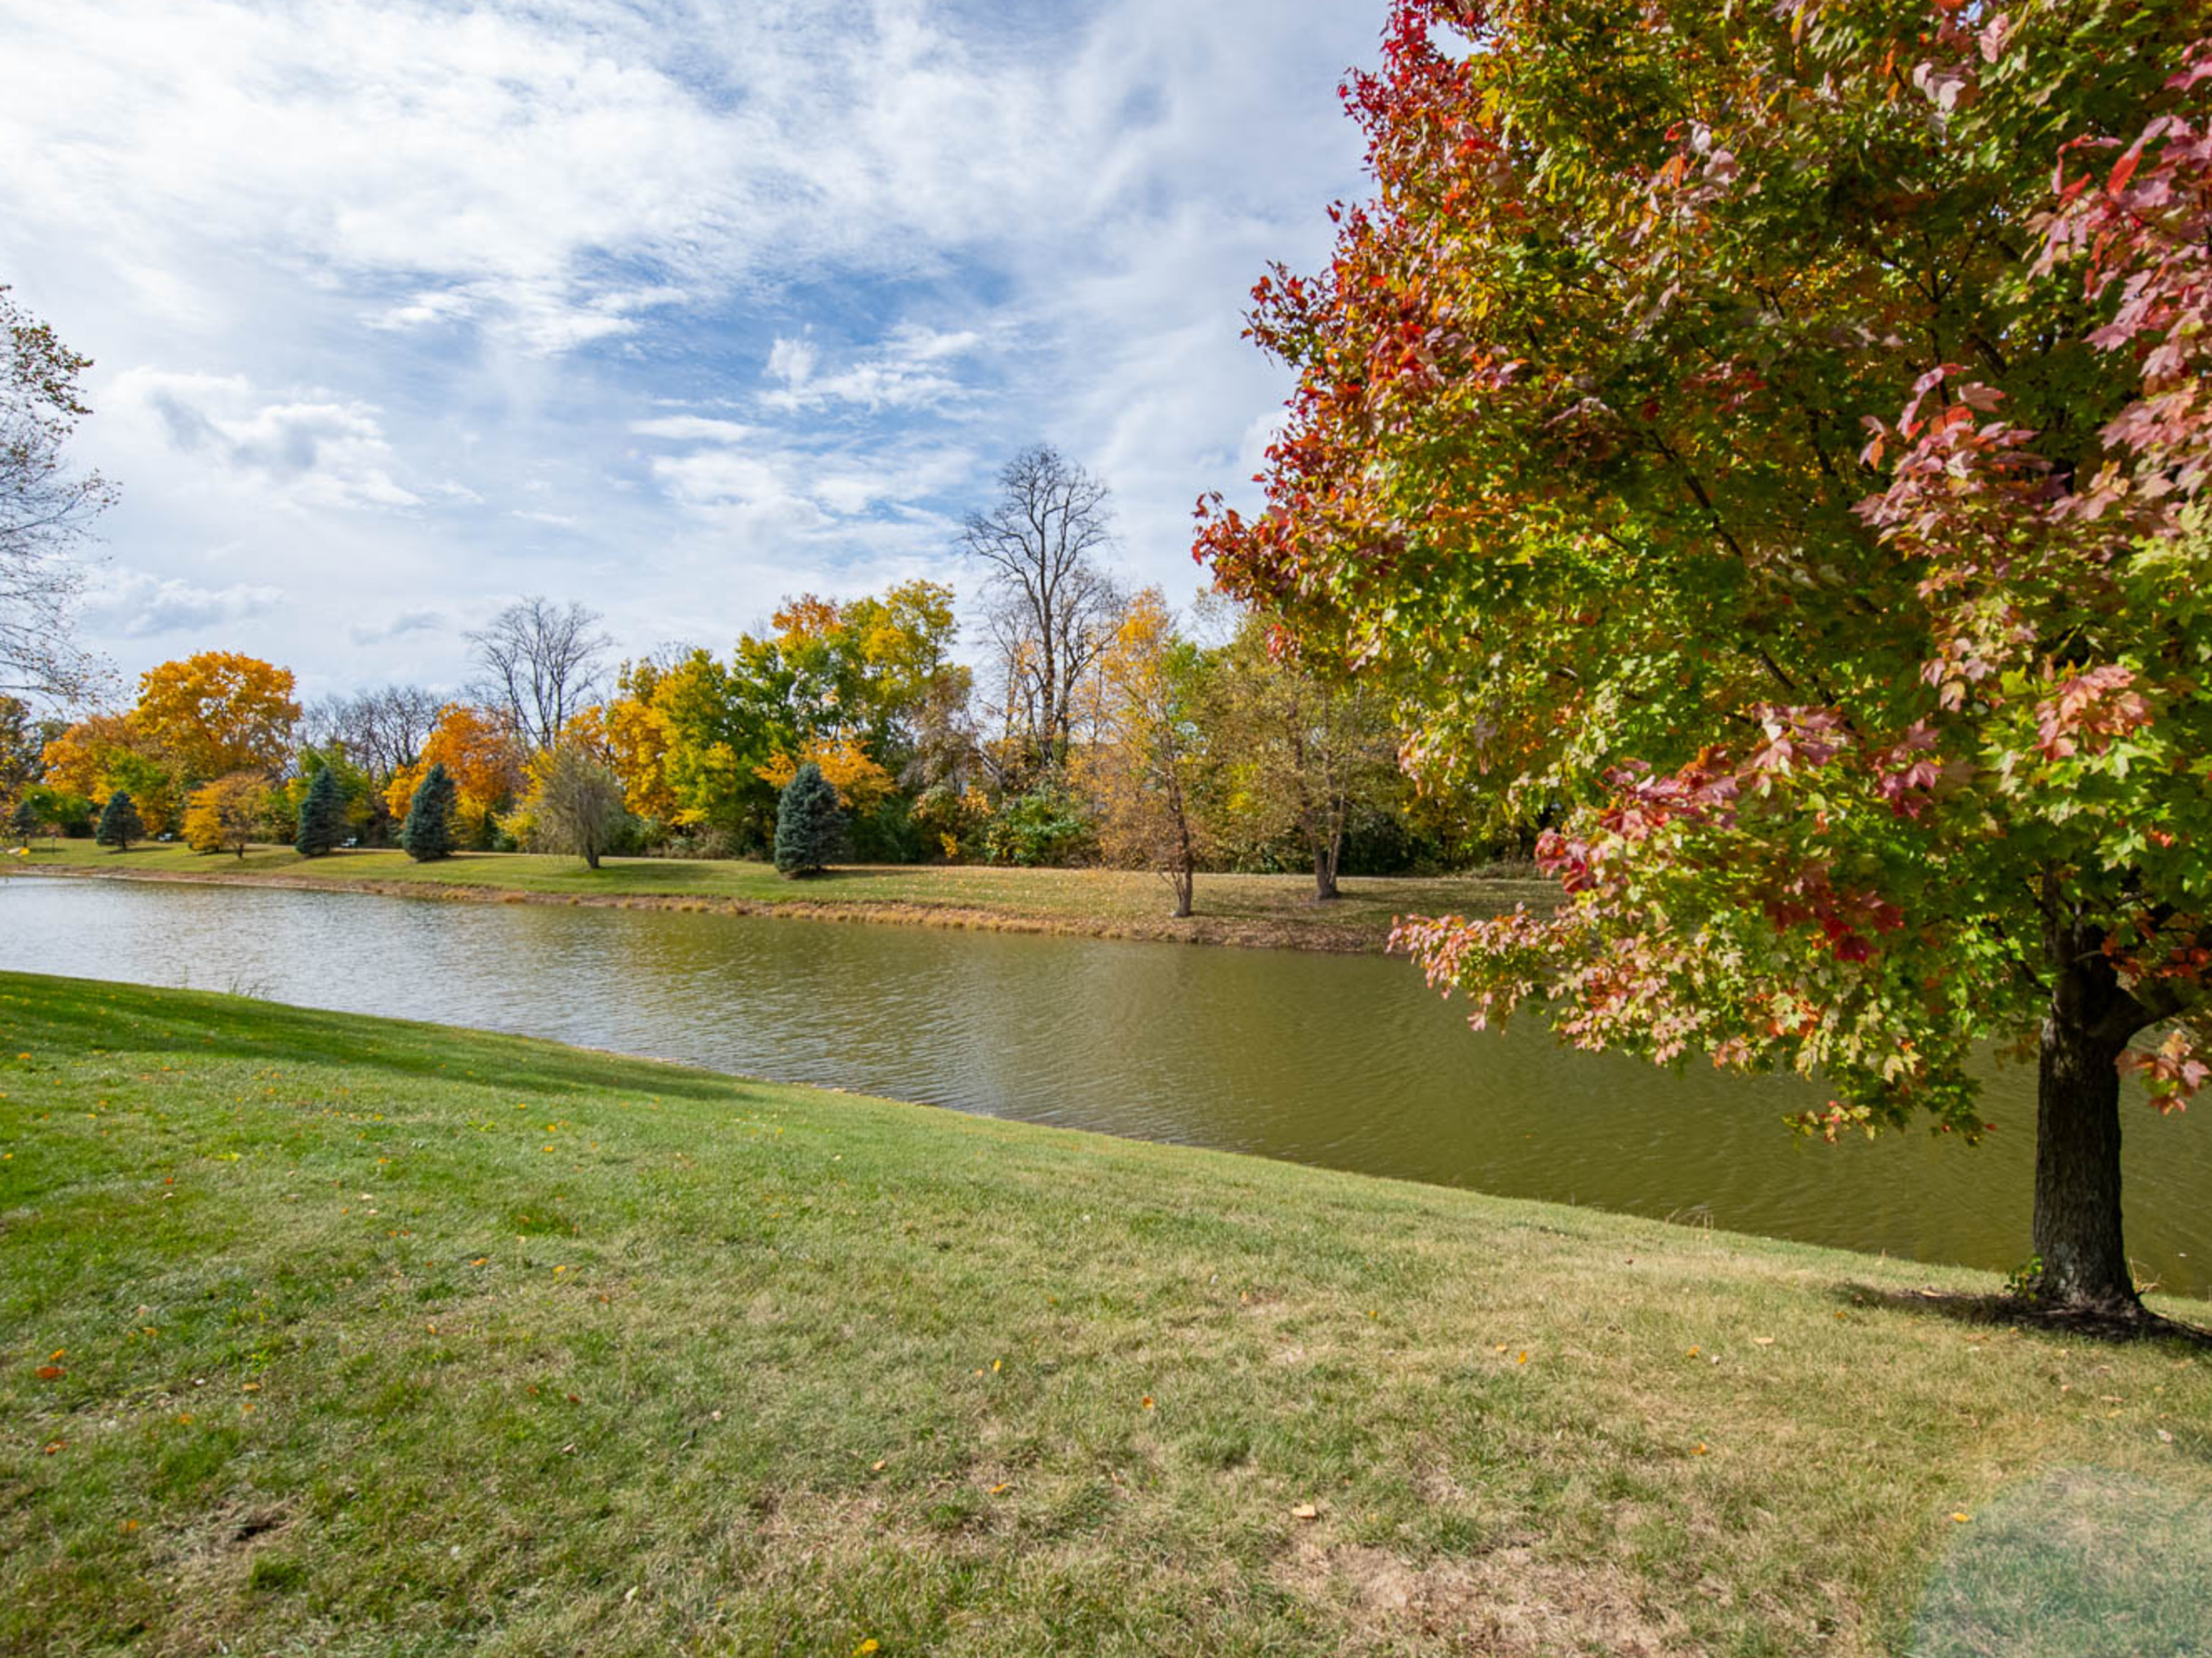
6, 842, 1552, 952
3, 973, 2207, 1656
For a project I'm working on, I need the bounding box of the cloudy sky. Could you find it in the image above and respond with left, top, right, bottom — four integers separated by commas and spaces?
0, 0, 1379, 703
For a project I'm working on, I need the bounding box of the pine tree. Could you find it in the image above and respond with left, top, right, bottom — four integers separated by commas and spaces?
295, 765, 347, 857
94, 790, 144, 851
399, 763, 456, 862
9, 798, 40, 844
773, 762, 844, 878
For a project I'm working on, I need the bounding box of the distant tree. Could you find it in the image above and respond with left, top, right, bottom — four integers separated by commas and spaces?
302, 683, 444, 783
773, 762, 843, 878
0, 695, 55, 802
521, 745, 628, 870
183, 772, 269, 859
40, 711, 180, 835
1, 286, 112, 705
132, 652, 300, 783
1208, 613, 1401, 901
1076, 589, 1214, 918
94, 789, 142, 851
9, 795, 40, 843
963, 445, 1125, 770
382, 704, 523, 846
467, 597, 613, 752
294, 764, 347, 857
756, 739, 896, 816
399, 763, 457, 862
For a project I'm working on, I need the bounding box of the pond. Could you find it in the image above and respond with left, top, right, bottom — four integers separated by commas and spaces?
2, 873, 2204, 1296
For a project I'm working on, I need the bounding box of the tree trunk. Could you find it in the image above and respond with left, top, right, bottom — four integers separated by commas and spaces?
1312, 839, 1341, 901
2032, 964, 2139, 1312
1171, 865, 1193, 918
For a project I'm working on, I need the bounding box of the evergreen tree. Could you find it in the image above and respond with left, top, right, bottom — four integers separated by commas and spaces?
295, 764, 347, 857
398, 763, 456, 862
9, 797, 40, 844
94, 790, 143, 851
773, 762, 843, 878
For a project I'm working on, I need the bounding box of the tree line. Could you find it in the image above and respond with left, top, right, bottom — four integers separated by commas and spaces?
7, 446, 1484, 904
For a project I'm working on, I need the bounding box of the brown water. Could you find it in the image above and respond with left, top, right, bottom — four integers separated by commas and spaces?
3, 873, 2203, 1295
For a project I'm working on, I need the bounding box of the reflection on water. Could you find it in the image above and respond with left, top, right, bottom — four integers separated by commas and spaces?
2, 873, 2204, 1295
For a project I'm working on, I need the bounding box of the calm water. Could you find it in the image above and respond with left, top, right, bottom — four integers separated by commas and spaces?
3, 873, 2204, 1295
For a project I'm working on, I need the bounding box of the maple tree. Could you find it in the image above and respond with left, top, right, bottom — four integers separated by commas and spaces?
1201, 0, 2212, 1315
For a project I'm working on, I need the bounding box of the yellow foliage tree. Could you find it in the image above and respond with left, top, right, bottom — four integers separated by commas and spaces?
383, 704, 523, 828
40, 713, 181, 834
133, 652, 300, 780
600, 662, 679, 822
756, 738, 895, 814
1074, 589, 1215, 917
181, 772, 271, 859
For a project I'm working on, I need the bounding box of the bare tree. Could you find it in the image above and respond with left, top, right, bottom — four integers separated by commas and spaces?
305, 684, 445, 780
961, 445, 1124, 770
2, 287, 113, 705
467, 597, 612, 752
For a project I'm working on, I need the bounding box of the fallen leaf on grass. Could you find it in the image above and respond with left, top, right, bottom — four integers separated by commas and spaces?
1949, 1512, 1972, 1523
1752, 1336, 1775, 1347
35, 1365, 63, 1381
42, 1440, 65, 1455
1290, 1502, 1319, 1520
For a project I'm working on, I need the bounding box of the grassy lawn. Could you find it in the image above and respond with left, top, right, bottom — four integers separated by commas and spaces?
5, 842, 1548, 953
3, 973, 2207, 1657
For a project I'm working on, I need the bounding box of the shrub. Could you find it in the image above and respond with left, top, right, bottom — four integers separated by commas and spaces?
982, 781, 1094, 867
773, 762, 844, 878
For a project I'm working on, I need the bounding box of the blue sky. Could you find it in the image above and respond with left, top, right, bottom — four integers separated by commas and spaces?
0, 0, 1378, 702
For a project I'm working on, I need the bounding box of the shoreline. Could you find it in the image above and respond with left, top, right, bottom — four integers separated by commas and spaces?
4, 855, 1554, 954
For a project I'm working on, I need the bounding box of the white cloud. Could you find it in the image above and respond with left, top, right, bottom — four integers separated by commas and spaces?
347, 608, 448, 646
0, 0, 1376, 689
112, 369, 421, 510
81, 568, 286, 639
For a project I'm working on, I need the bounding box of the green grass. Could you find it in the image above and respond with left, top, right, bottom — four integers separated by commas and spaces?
2, 973, 2206, 1657
6, 841, 1549, 952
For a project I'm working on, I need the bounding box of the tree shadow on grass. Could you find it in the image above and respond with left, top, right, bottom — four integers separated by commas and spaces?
3, 971, 751, 1107
1831, 1281, 2212, 1351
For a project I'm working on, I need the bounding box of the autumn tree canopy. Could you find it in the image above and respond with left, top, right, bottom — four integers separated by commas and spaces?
1201, 0, 2212, 1315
